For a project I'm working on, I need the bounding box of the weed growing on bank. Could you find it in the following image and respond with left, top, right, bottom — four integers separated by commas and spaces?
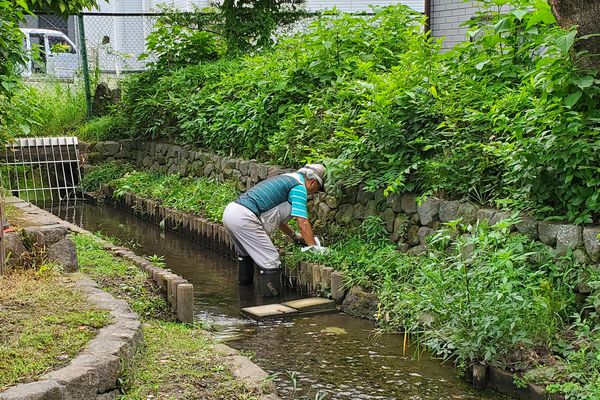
9, 82, 87, 137
80, 161, 134, 192
81, 161, 239, 220
110, 169, 239, 222
77, 115, 132, 142
72, 233, 173, 321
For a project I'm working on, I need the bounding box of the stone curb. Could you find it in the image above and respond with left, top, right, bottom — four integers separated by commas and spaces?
2, 197, 279, 399
0, 198, 143, 400
0, 279, 140, 400
469, 365, 565, 400
213, 344, 280, 400
98, 241, 194, 323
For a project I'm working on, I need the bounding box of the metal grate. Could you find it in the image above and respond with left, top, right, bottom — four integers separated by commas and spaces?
0, 137, 83, 203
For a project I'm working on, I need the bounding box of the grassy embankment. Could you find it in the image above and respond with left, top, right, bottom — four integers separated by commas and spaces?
72, 233, 259, 399
0, 268, 110, 390
84, 161, 600, 399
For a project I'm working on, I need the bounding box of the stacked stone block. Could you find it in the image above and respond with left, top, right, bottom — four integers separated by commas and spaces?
92, 139, 600, 269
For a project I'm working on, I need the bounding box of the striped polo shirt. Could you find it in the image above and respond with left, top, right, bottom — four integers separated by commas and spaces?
235, 173, 309, 219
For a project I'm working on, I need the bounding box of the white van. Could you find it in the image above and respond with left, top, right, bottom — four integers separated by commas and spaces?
20, 28, 80, 79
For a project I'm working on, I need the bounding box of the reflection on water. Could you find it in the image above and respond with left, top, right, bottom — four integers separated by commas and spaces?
44, 201, 509, 400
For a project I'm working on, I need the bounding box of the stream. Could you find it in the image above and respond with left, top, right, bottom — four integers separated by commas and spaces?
44, 200, 509, 400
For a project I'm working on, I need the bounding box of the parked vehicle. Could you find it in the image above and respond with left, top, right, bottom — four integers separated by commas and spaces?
20, 28, 80, 79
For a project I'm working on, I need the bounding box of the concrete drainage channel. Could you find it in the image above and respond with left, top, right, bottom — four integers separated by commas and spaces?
0, 197, 279, 400
92, 188, 567, 400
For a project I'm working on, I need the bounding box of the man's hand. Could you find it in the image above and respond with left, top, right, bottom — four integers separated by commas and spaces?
293, 232, 304, 245
279, 223, 303, 245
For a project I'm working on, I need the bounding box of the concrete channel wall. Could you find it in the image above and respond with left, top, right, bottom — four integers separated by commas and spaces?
102, 189, 349, 303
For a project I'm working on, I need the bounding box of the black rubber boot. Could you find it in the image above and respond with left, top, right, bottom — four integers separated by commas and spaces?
238, 256, 254, 285
259, 268, 281, 297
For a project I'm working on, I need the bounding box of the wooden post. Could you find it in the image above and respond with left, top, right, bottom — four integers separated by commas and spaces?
168, 277, 188, 312
176, 283, 194, 323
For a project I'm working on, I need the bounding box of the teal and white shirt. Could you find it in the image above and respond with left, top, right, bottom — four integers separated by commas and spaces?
235, 173, 309, 233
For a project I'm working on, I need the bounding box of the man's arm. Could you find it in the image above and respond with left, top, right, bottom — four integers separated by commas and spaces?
296, 217, 316, 246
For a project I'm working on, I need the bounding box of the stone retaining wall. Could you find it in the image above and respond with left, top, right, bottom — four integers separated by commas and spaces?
91, 139, 600, 266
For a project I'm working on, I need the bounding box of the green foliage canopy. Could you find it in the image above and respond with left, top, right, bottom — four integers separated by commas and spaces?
117, 1, 599, 223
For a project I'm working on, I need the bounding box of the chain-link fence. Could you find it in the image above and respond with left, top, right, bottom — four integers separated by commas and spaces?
18, 12, 161, 119
20, 13, 158, 82
18, 7, 425, 118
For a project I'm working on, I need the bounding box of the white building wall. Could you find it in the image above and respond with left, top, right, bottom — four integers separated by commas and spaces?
304, 0, 424, 13
80, 0, 433, 73
430, 0, 480, 51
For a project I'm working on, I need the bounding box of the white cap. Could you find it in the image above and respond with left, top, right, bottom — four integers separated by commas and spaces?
300, 163, 325, 187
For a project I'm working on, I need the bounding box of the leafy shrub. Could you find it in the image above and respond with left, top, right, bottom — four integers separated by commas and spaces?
113, 1, 599, 223
140, 8, 221, 70
121, 59, 240, 140
288, 215, 578, 369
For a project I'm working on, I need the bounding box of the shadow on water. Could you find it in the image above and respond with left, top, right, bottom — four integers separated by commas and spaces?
44, 200, 509, 400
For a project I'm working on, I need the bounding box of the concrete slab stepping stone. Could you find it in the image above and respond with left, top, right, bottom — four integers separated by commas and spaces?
282, 297, 336, 313
242, 304, 298, 319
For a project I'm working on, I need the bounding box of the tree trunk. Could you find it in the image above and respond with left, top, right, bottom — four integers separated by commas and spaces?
548, 0, 600, 70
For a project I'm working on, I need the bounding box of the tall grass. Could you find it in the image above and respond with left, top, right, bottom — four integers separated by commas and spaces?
24, 81, 87, 137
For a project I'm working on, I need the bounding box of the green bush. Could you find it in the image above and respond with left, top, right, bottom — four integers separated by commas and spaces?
112, 1, 599, 224
140, 7, 221, 70
287, 215, 592, 394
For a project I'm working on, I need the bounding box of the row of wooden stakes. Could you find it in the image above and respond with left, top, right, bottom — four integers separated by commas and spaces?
103, 187, 237, 260
102, 186, 350, 304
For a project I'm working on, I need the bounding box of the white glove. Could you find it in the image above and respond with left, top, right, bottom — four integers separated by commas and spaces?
301, 237, 328, 254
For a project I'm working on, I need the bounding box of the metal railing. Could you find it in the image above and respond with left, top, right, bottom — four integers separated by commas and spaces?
0, 137, 83, 203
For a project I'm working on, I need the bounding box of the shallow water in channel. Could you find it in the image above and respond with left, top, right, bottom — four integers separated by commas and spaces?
44, 200, 509, 400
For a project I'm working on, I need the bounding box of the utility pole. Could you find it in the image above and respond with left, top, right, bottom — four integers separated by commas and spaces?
78, 14, 93, 119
